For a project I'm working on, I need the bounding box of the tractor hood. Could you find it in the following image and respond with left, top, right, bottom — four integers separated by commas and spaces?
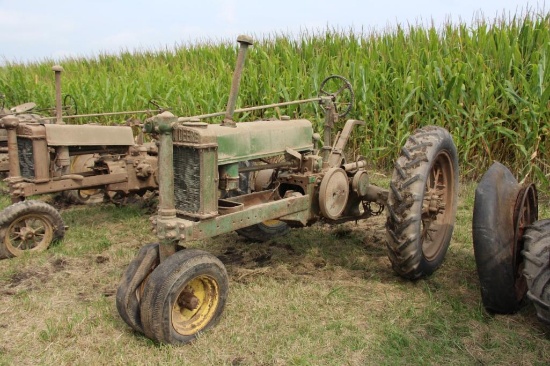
173, 119, 314, 164
44, 124, 135, 146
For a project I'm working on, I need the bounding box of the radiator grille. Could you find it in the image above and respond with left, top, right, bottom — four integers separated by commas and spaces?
18, 139, 35, 179
174, 145, 201, 213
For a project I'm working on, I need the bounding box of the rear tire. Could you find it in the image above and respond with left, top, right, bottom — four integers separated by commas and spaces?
385, 126, 458, 279
522, 219, 550, 326
140, 249, 228, 344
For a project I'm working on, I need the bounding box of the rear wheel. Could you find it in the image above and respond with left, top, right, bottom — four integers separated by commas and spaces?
0, 200, 65, 259
522, 219, 550, 325
386, 126, 458, 279
140, 249, 228, 344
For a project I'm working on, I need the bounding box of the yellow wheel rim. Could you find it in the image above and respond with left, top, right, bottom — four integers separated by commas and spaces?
262, 219, 283, 227
78, 189, 102, 200
171, 275, 220, 336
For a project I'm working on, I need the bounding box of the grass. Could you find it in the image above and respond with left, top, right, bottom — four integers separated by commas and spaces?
0, 181, 549, 365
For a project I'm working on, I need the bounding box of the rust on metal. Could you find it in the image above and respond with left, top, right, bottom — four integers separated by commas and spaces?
178, 287, 200, 311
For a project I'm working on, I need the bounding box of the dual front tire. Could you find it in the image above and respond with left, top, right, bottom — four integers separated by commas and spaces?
116, 245, 228, 345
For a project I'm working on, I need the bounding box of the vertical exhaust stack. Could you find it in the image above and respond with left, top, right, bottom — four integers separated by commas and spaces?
52, 65, 70, 174
52, 65, 64, 125
222, 35, 253, 127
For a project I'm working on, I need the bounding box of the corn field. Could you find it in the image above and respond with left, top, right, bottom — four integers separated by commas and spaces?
1, 10, 550, 188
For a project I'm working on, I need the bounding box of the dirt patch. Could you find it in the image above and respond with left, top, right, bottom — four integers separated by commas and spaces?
7, 268, 49, 289
215, 214, 390, 285
51, 257, 69, 271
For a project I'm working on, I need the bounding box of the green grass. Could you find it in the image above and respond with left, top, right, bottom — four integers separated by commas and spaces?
0, 182, 549, 365
1, 10, 550, 189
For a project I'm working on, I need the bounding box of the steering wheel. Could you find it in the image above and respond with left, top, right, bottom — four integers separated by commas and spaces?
318, 75, 354, 117
63, 94, 78, 115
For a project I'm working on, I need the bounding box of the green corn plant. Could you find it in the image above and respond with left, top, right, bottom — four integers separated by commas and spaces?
1, 9, 549, 189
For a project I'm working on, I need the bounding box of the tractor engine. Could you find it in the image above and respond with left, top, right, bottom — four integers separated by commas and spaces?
2, 119, 158, 199
171, 119, 314, 219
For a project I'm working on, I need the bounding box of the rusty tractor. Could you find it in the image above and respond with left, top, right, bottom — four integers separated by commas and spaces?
114, 35, 460, 345
0, 99, 51, 173
0, 66, 159, 259
473, 162, 549, 326
0, 90, 79, 173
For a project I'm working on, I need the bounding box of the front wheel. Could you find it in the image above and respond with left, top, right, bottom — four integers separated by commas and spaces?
385, 126, 458, 279
139, 249, 228, 344
116, 243, 160, 333
0, 200, 65, 259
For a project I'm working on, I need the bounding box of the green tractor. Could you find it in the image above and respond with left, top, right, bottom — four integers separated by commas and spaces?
116, 35, 460, 344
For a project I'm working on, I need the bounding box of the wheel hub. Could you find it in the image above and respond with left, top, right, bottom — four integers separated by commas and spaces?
19, 226, 36, 241
420, 151, 454, 261
425, 192, 443, 215
171, 274, 220, 336
177, 286, 200, 311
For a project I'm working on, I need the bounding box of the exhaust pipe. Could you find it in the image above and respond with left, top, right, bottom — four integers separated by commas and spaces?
222, 35, 253, 127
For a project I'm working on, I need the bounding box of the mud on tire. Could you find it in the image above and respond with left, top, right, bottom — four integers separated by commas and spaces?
523, 219, 550, 326
116, 243, 160, 333
385, 126, 458, 279
0, 200, 65, 259
472, 162, 538, 314
140, 249, 228, 345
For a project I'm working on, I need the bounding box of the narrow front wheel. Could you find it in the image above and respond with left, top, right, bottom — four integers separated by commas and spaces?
140, 249, 228, 344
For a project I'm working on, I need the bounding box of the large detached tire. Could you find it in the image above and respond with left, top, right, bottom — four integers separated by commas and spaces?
140, 249, 229, 345
237, 220, 289, 242
116, 243, 160, 334
0, 200, 65, 259
472, 162, 537, 314
386, 126, 458, 279
522, 219, 550, 325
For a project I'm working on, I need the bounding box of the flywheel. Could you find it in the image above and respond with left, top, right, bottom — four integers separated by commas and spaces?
319, 168, 349, 220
